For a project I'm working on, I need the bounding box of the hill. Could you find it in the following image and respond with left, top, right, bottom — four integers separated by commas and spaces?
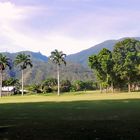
2, 51, 95, 84
3, 51, 48, 62
67, 37, 140, 67
66, 40, 116, 67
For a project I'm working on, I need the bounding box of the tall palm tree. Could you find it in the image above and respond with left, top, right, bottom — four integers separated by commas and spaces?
14, 53, 32, 96
50, 49, 66, 96
0, 54, 11, 97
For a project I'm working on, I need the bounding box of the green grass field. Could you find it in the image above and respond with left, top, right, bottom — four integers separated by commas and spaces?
1, 91, 140, 140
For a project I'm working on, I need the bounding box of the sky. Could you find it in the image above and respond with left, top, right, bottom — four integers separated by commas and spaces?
0, 0, 140, 56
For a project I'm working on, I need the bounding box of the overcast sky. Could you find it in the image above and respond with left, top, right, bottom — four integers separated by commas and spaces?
0, 0, 140, 56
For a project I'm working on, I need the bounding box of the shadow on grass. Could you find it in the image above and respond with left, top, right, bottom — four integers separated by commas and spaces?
1, 99, 140, 139
0, 125, 13, 133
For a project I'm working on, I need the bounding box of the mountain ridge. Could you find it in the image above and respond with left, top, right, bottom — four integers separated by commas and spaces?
1, 51, 95, 84
66, 37, 140, 67
2, 51, 48, 62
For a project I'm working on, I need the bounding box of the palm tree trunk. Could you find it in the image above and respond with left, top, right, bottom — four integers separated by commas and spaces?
57, 65, 60, 96
22, 69, 24, 96
0, 70, 2, 98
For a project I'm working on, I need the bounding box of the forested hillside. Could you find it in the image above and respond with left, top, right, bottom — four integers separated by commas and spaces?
3, 51, 95, 84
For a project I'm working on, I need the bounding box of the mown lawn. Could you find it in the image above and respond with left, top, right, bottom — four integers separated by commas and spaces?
1, 92, 140, 140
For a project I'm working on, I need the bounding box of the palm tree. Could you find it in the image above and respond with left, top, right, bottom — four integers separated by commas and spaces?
0, 54, 11, 97
50, 49, 66, 95
14, 53, 32, 96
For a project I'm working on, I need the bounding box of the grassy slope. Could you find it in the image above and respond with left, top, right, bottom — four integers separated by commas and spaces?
1, 92, 140, 139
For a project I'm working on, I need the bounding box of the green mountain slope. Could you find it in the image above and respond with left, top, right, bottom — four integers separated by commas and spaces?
2, 51, 95, 84
67, 40, 116, 67
67, 37, 140, 67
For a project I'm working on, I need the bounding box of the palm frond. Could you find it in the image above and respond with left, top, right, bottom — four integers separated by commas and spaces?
0, 53, 12, 71
14, 53, 33, 70
50, 49, 66, 66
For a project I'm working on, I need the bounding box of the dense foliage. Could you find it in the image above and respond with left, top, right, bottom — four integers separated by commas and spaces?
89, 38, 140, 92
26, 78, 97, 94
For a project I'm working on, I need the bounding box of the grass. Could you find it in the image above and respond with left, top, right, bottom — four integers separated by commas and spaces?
1, 91, 140, 103
1, 91, 140, 139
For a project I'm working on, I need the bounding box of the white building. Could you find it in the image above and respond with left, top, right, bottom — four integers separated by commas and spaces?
2, 86, 15, 92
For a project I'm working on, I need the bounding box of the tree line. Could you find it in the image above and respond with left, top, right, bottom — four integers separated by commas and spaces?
88, 38, 140, 92
1, 38, 140, 96
0, 49, 66, 97
26, 78, 97, 93
0, 49, 97, 97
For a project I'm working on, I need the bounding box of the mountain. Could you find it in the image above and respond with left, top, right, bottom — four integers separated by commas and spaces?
66, 40, 116, 67
2, 37, 140, 84
3, 51, 48, 62
26, 60, 95, 84
2, 51, 95, 84
66, 37, 140, 67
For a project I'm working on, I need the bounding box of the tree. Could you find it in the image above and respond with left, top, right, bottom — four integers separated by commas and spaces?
60, 80, 71, 92
27, 84, 42, 93
98, 48, 114, 92
3, 77, 19, 86
88, 48, 114, 92
0, 54, 11, 97
42, 78, 57, 93
50, 49, 66, 95
112, 38, 140, 92
14, 53, 33, 96
89, 54, 103, 92
73, 80, 86, 91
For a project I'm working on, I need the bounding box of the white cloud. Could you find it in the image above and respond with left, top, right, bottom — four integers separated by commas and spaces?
0, 24, 95, 55
0, 1, 96, 56
0, 1, 140, 57
0, 2, 27, 51
0, 2, 24, 20
55, 6, 140, 42
43, 34, 95, 55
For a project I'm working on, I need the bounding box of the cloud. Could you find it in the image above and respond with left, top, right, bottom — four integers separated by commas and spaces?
0, 24, 94, 56
0, 1, 95, 56
43, 33, 94, 55
0, 2, 48, 53
0, 0, 140, 57
54, 4, 140, 42
0, 1, 36, 27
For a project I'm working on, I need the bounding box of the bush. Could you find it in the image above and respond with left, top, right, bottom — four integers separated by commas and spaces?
42, 78, 57, 93
60, 80, 71, 92
72, 80, 97, 91
27, 84, 42, 93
